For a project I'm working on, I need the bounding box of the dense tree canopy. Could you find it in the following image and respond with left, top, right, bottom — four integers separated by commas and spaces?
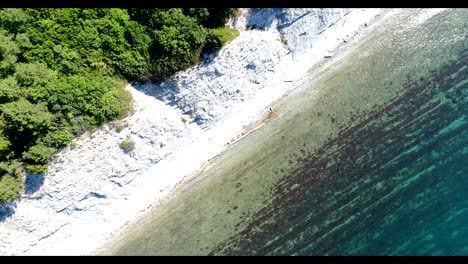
0, 8, 239, 202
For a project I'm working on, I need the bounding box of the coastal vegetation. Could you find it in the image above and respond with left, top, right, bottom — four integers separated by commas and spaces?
0, 8, 238, 202
119, 137, 135, 153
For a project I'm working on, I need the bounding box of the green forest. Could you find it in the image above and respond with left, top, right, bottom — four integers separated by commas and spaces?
0, 8, 239, 202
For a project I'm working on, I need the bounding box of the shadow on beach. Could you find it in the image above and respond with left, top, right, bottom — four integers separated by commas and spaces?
24, 172, 45, 195
0, 202, 16, 223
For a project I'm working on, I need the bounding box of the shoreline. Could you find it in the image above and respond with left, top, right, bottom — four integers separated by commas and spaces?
94, 9, 397, 255
0, 8, 395, 255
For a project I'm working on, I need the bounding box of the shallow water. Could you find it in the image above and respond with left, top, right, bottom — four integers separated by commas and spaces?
103, 9, 468, 256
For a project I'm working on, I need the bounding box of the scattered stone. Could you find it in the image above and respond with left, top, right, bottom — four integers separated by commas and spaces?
324, 51, 334, 58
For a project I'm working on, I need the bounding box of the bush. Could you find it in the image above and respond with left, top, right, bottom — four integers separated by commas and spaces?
22, 143, 55, 165
14, 62, 58, 88
0, 99, 54, 154
0, 30, 20, 77
25, 164, 48, 174
146, 10, 208, 81
27, 73, 128, 127
280, 35, 287, 46
0, 136, 11, 159
0, 77, 21, 104
0, 9, 32, 34
119, 137, 135, 153
113, 50, 149, 82
203, 27, 239, 54
0, 160, 24, 203
0, 160, 23, 177
41, 129, 74, 148
99, 84, 133, 122
0, 174, 22, 202
1, 99, 53, 136
113, 120, 127, 133
22, 143, 54, 174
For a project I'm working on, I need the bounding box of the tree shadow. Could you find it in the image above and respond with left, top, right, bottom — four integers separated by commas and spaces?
132, 81, 179, 104
200, 46, 221, 66
245, 8, 283, 30
0, 202, 16, 223
24, 172, 45, 195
